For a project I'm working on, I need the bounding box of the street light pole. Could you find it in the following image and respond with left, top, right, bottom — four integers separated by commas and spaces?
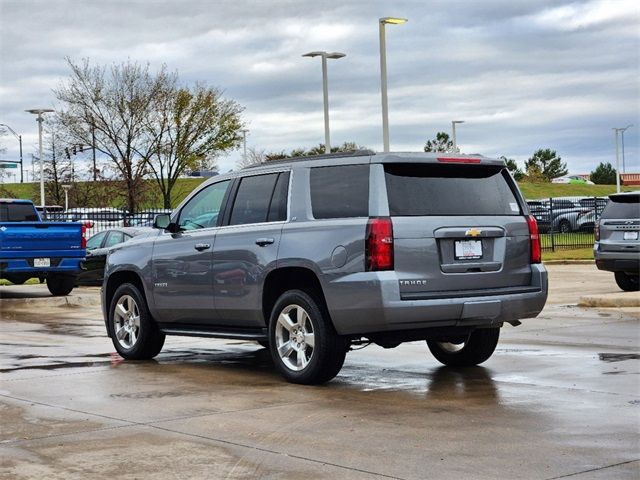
379, 17, 407, 153
241, 128, 248, 164
618, 124, 633, 174
0, 124, 24, 183
303, 51, 346, 153
613, 128, 621, 193
451, 120, 465, 153
26, 108, 54, 207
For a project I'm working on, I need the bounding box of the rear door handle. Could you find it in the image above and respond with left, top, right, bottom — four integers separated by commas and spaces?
194, 243, 211, 251
255, 238, 275, 247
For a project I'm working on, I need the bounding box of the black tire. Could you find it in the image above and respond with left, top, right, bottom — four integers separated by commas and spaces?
614, 272, 640, 292
108, 282, 165, 360
558, 220, 571, 233
427, 328, 500, 367
47, 275, 75, 296
268, 290, 348, 385
5, 274, 29, 285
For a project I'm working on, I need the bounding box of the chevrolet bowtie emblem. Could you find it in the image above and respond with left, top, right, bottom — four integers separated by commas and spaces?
465, 228, 482, 237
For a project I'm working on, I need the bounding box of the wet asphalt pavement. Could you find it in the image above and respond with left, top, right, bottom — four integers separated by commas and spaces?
0, 265, 638, 479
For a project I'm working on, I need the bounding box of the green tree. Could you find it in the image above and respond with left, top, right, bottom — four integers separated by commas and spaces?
145, 83, 244, 208
424, 132, 453, 153
524, 148, 567, 181
500, 156, 524, 181
590, 162, 617, 185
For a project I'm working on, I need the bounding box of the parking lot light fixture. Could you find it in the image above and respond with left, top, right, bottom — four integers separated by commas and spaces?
26, 108, 55, 207
379, 17, 407, 152
303, 51, 346, 153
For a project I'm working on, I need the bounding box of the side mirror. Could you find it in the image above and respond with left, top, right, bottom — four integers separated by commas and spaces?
153, 214, 180, 233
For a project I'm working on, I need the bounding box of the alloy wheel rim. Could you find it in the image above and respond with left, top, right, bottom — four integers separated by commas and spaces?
275, 304, 315, 371
113, 295, 141, 349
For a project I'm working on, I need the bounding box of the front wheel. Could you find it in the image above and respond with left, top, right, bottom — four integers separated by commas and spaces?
108, 283, 165, 360
269, 290, 348, 385
558, 220, 571, 233
615, 272, 640, 292
47, 275, 75, 296
427, 328, 500, 367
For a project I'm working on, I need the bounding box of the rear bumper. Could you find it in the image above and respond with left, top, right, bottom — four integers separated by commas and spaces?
325, 264, 548, 335
0, 258, 83, 278
594, 248, 640, 273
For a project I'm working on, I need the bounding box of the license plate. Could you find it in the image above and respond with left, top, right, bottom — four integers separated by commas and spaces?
623, 231, 639, 240
34, 258, 50, 267
455, 240, 482, 260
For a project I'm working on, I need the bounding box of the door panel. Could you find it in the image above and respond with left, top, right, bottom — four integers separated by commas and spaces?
152, 229, 216, 324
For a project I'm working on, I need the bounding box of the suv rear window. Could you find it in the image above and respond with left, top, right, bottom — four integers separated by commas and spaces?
310, 165, 369, 219
602, 195, 640, 219
229, 172, 289, 226
384, 164, 521, 216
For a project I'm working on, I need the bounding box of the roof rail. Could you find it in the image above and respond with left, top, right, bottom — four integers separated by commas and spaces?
244, 149, 375, 169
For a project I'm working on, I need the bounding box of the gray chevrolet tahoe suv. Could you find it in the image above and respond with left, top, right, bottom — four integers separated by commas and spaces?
594, 191, 640, 291
102, 151, 548, 384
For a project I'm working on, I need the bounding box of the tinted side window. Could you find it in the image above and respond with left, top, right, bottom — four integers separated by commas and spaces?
178, 180, 231, 230
268, 172, 290, 222
310, 165, 369, 219
104, 231, 125, 248
86, 231, 107, 250
229, 173, 279, 226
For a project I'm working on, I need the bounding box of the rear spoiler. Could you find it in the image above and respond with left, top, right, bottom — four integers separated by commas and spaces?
374, 153, 505, 167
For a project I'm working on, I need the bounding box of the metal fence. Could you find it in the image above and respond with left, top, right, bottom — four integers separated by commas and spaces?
527, 196, 607, 251
39, 207, 171, 237
39, 197, 609, 251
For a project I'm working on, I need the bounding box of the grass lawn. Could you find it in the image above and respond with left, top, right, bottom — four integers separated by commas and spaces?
518, 183, 634, 199
542, 247, 593, 262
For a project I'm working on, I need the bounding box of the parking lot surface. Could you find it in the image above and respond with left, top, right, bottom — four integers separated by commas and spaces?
1, 265, 638, 479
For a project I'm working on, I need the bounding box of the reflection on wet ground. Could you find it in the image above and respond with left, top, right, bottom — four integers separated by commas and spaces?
2, 275, 640, 480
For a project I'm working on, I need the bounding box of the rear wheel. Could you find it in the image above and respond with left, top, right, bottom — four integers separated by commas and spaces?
558, 220, 571, 233
269, 290, 348, 385
427, 328, 500, 367
108, 283, 165, 359
47, 275, 75, 296
614, 272, 640, 292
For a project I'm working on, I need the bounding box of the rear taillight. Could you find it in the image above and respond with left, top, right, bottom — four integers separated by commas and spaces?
595, 220, 600, 241
526, 215, 541, 264
81, 221, 92, 249
366, 217, 394, 271
436, 157, 482, 164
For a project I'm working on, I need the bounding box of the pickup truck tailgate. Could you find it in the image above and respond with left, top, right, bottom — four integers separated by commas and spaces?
0, 222, 84, 258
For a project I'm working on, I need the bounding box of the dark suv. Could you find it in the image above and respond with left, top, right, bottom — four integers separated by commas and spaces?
102, 151, 548, 384
594, 192, 640, 291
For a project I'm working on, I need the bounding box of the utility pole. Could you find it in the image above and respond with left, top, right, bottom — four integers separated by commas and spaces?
26, 109, 54, 207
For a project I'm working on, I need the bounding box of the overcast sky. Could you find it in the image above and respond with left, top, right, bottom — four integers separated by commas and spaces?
1, 0, 638, 178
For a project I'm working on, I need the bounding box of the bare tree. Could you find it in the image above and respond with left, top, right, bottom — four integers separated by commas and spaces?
55, 58, 170, 212
236, 147, 267, 169
144, 83, 244, 208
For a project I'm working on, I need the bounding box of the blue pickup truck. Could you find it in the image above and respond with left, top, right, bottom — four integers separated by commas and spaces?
0, 199, 86, 295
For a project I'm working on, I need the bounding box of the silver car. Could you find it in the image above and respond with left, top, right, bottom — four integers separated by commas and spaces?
102, 151, 548, 384
594, 192, 640, 291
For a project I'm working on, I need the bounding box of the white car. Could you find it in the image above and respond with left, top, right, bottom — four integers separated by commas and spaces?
552, 176, 595, 185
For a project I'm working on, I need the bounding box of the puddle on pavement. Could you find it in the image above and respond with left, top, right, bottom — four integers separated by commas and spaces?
598, 353, 640, 363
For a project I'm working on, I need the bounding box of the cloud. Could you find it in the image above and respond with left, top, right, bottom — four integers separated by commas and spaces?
0, 0, 638, 183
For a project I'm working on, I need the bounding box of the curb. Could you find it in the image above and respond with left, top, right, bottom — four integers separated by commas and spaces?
543, 260, 594, 265
578, 294, 640, 308
0, 293, 100, 310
